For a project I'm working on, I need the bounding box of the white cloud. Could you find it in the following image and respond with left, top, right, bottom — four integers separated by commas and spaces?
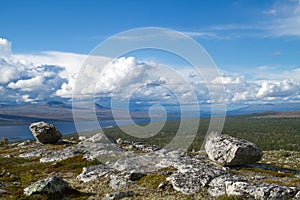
263, 9, 277, 16
256, 79, 299, 98
183, 31, 219, 39
13, 51, 88, 75
8, 76, 44, 92
211, 75, 243, 85
0, 38, 113, 103
0, 38, 299, 105
0, 58, 27, 84
0, 38, 11, 57
95, 57, 153, 93
0, 39, 72, 102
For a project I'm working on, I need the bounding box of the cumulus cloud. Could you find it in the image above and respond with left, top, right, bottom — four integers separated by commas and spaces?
0, 58, 27, 84
0, 38, 69, 103
211, 75, 244, 85
256, 79, 299, 99
8, 76, 44, 91
0, 38, 11, 57
0, 37, 299, 106
2, 63, 67, 102
95, 57, 153, 93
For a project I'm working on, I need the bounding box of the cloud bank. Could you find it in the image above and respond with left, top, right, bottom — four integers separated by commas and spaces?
0, 37, 299, 105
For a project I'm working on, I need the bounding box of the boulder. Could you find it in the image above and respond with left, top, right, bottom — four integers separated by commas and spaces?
207, 174, 246, 197
166, 159, 227, 194
39, 146, 83, 163
29, 122, 62, 144
225, 181, 299, 199
205, 132, 263, 166
19, 148, 48, 158
24, 176, 71, 196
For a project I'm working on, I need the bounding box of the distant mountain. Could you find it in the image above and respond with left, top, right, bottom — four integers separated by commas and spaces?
0, 101, 150, 126
226, 102, 300, 116
0, 101, 299, 126
44, 101, 71, 108
249, 111, 300, 118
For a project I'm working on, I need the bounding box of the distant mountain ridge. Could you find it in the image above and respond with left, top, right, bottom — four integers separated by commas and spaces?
0, 101, 299, 126
226, 102, 300, 116
0, 101, 148, 126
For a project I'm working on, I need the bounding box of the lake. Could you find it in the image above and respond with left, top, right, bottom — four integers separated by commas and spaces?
0, 119, 152, 142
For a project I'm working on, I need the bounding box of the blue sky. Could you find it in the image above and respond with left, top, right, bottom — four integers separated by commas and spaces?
0, 0, 300, 106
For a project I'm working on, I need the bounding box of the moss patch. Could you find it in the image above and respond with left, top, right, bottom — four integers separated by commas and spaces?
0, 151, 101, 199
137, 174, 167, 189
216, 194, 247, 200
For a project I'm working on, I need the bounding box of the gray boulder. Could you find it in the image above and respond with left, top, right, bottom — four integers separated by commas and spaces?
207, 174, 246, 197
166, 158, 227, 194
225, 181, 299, 199
24, 176, 71, 196
19, 148, 49, 158
29, 122, 62, 144
205, 132, 263, 166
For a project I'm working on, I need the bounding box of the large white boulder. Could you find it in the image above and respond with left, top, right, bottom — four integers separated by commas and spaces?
205, 132, 263, 166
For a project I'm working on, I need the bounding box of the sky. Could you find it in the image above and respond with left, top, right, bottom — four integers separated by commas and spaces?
0, 0, 300, 107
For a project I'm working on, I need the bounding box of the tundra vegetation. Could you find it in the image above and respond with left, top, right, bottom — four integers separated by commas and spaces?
0, 113, 299, 199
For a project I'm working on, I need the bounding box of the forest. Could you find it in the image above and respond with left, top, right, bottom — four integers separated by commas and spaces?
96, 113, 300, 152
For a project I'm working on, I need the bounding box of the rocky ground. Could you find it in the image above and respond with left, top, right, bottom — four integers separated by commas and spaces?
0, 132, 300, 200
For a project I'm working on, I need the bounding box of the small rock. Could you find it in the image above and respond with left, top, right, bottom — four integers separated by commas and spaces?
77, 164, 110, 182
83, 133, 111, 143
110, 174, 131, 190
17, 140, 32, 147
123, 144, 134, 151
0, 169, 6, 177
24, 176, 71, 196
116, 138, 123, 144
29, 122, 62, 144
205, 132, 263, 166
102, 190, 134, 200
251, 175, 266, 180
158, 182, 167, 190
294, 191, 300, 199
225, 180, 249, 196
0, 189, 9, 195
113, 157, 144, 173
126, 172, 144, 181
78, 136, 87, 141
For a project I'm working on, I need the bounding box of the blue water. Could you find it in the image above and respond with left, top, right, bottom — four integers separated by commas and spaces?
0, 119, 152, 142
